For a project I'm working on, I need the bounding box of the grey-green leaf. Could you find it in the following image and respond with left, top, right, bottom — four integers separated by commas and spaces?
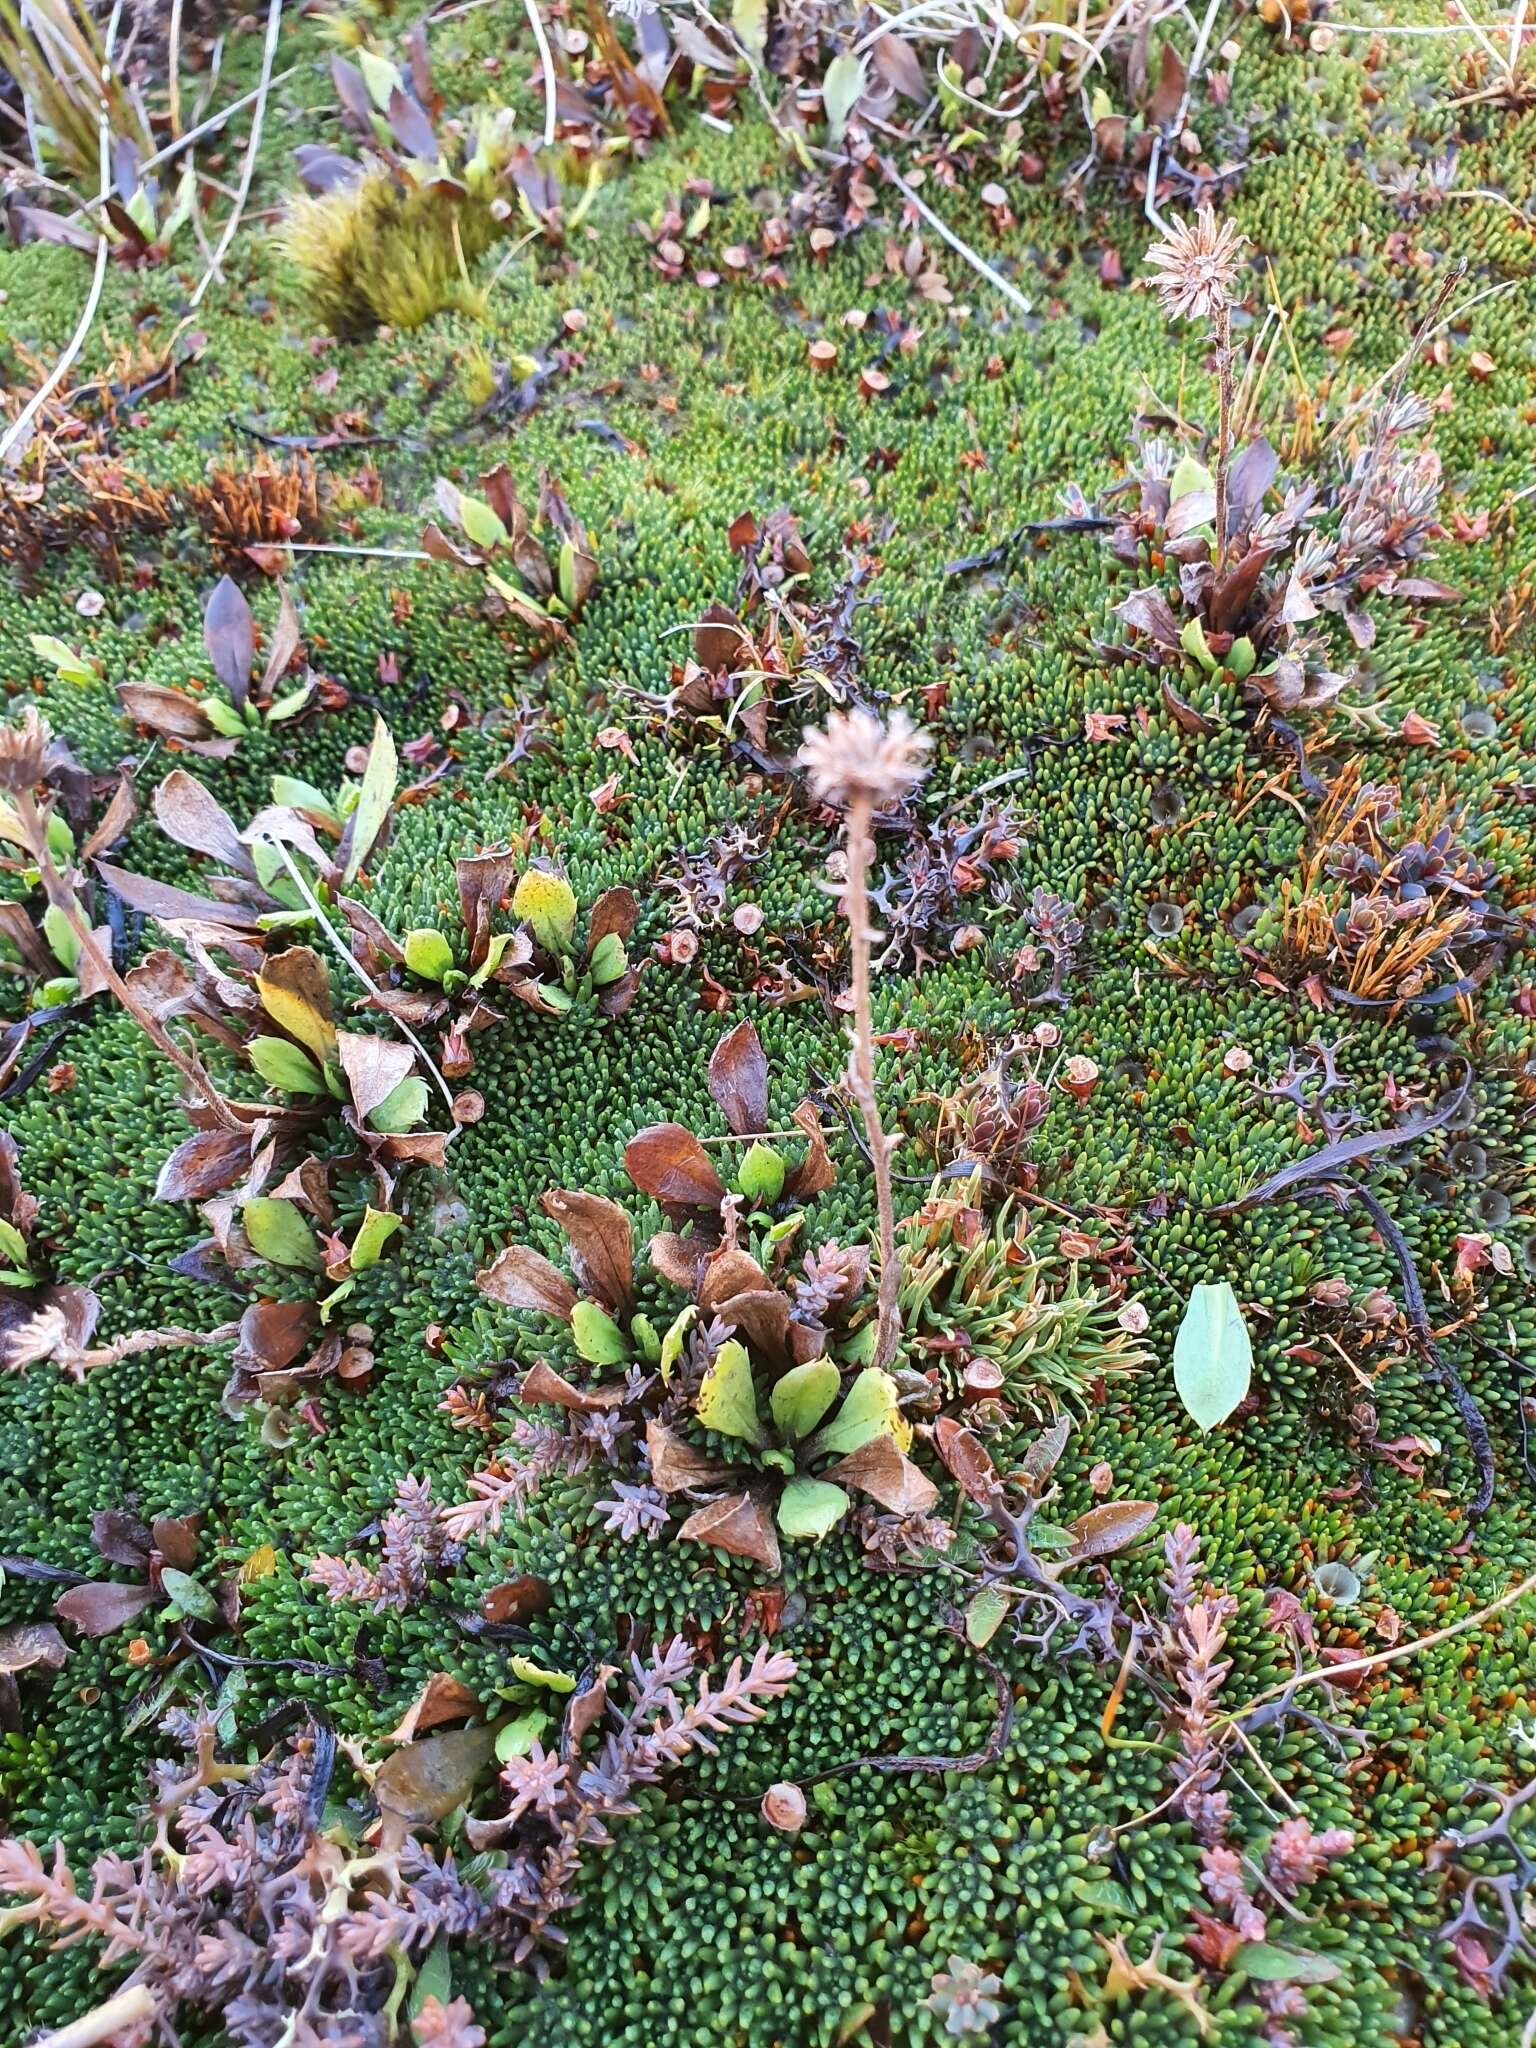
1172, 1281, 1252, 1430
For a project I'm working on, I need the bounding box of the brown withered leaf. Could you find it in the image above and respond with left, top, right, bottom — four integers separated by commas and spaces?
1115, 588, 1181, 652
541, 1189, 633, 1312
693, 602, 748, 672
335, 1030, 415, 1126
648, 1232, 709, 1293
476, 1245, 577, 1320
455, 850, 517, 968
1207, 545, 1277, 637
73, 925, 116, 1003
783, 1099, 836, 1200
586, 886, 639, 951
0, 1135, 34, 1235
204, 575, 255, 705
1161, 677, 1220, 736
53, 1580, 157, 1636
708, 1021, 769, 1136
97, 860, 265, 932
678, 1490, 781, 1573
260, 582, 304, 696
697, 1246, 772, 1314
155, 1126, 253, 1204
127, 948, 254, 1046
564, 1666, 618, 1749
481, 1576, 553, 1625
0, 1622, 70, 1674
521, 1360, 627, 1411
232, 1299, 315, 1381
870, 30, 928, 100
1019, 1415, 1071, 1487
1066, 1499, 1158, 1562
421, 522, 483, 572
117, 681, 219, 743
934, 1417, 1002, 1508
0, 902, 49, 977
79, 776, 137, 864
150, 1514, 202, 1571
624, 1123, 726, 1211
154, 769, 255, 875
1147, 36, 1187, 124
827, 1435, 938, 1516
713, 1287, 792, 1363
90, 1509, 152, 1566
387, 1672, 481, 1744
646, 1420, 732, 1493
374, 1722, 497, 1828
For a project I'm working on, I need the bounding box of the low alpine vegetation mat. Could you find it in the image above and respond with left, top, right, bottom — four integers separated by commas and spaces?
0, 2, 1533, 2044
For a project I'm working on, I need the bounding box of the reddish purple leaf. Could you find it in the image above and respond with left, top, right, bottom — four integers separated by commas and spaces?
708, 1022, 770, 1136
204, 576, 254, 706
54, 1580, 156, 1637
624, 1124, 726, 1210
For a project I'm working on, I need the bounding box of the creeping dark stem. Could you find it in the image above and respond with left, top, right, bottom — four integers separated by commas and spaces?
175, 1625, 354, 1682
233, 418, 399, 452
794, 1622, 1014, 1785
0, 1004, 86, 1101
1265, 715, 1329, 801
0, 1553, 88, 1585
1208, 1064, 1470, 1215
219, 1698, 339, 1826
945, 516, 1116, 577
1306, 1182, 1495, 1520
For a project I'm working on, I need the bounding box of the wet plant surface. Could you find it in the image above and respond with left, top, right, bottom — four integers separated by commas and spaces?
0, 2, 1534, 2044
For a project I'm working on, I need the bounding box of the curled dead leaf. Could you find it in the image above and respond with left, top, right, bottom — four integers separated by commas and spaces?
677, 1490, 781, 1574
934, 1416, 1002, 1508
541, 1189, 633, 1312
521, 1359, 628, 1411
476, 1245, 578, 1321
625, 1123, 727, 1211
826, 1434, 938, 1517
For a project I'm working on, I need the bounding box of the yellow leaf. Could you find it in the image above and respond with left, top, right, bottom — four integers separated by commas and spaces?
255, 945, 337, 1065
239, 1544, 277, 1584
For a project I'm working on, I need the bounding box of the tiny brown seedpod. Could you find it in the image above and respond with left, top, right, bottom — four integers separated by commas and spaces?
762, 1781, 807, 1833
1058, 1055, 1100, 1101
733, 902, 765, 936
808, 339, 838, 372
660, 928, 699, 965
950, 923, 986, 955
962, 1359, 1005, 1404
561, 307, 587, 334
859, 366, 891, 399
452, 1089, 485, 1125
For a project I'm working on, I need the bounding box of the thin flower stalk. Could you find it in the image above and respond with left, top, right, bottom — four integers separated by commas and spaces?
799, 710, 931, 1366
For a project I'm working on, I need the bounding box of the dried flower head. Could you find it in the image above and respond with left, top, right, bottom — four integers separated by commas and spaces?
1144, 205, 1247, 322
0, 709, 49, 800
798, 707, 930, 812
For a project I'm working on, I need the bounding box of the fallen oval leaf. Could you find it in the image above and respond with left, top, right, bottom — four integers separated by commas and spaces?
1173, 1282, 1253, 1431
374, 1722, 498, 1826
1066, 1499, 1158, 1562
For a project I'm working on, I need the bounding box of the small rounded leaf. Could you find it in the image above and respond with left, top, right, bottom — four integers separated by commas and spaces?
736, 1141, 787, 1206
403, 927, 455, 982
776, 1477, 850, 1542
